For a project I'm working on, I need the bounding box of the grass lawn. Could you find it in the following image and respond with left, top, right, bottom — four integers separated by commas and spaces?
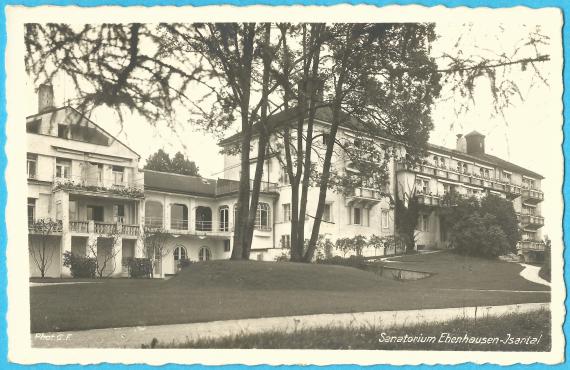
150, 310, 550, 351
30, 252, 550, 333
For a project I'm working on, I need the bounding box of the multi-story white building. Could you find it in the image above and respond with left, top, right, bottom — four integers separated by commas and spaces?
27, 91, 545, 278
27, 85, 144, 277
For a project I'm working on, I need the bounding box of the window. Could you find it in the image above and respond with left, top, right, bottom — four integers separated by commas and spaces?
439, 157, 446, 168
282, 203, 291, 222
523, 178, 536, 189
87, 205, 104, 222
219, 206, 230, 231
418, 214, 430, 232
69, 200, 77, 221
281, 234, 291, 249
522, 205, 535, 215
173, 245, 187, 261
57, 124, 69, 139
113, 204, 125, 223
353, 207, 362, 225
27, 153, 37, 179
382, 210, 389, 228
90, 162, 104, 183
255, 202, 271, 230
26, 119, 41, 133
112, 166, 125, 185
223, 240, 231, 252
280, 166, 290, 185
416, 178, 429, 194
462, 163, 468, 174
322, 132, 331, 146
27, 198, 36, 225
145, 201, 163, 228
199, 246, 212, 261
55, 158, 71, 179
503, 171, 511, 183
323, 203, 332, 222
171, 204, 188, 230
196, 206, 212, 231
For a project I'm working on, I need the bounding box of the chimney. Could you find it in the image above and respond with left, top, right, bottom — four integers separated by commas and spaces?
465, 131, 485, 155
38, 84, 54, 113
455, 134, 467, 153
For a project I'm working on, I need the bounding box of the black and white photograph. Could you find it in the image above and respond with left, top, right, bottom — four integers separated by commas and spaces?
4, 4, 565, 366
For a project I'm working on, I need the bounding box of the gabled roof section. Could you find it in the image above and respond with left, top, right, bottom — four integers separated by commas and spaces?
26, 105, 141, 159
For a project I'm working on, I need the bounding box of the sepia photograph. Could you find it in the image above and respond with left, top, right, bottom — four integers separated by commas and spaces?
4, 4, 565, 366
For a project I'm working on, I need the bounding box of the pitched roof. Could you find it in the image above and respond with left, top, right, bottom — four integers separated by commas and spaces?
143, 170, 217, 197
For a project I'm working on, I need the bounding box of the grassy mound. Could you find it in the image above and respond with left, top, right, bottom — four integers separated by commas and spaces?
168, 260, 395, 291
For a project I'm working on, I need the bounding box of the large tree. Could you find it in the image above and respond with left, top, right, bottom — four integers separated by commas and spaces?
144, 149, 200, 176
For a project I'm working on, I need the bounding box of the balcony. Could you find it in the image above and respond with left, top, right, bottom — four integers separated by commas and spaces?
522, 188, 544, 204
518, 240, 545, 252
517, 213, 545, 229
144, 216, 164, 230
68, 220, 140, 237
346, 187, 384, 207
164, 218, 234, 237
216, 178, 279, 196
52, 175, 144, 199
416, 193, 441, 207
28, 219, 63, 234
396, 162, 523, 197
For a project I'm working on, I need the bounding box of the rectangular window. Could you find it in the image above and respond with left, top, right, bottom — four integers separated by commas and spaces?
55, 158, 72, 179
27, 198, 36, 225
423, 214, 429, 231
223, 240, 231, 252
112, 166, 125, 185
281, 234, 291, 249
26, 119, 41, 133
282, 203, 291, 222
113, 204, 125, 223
322, 132, 330, 146
69, 200, 77, 221
255, 203, 271, 230
87, 205, 104, 222
57, 124, 69, 139
323, 203, 332, 222
353, 207, 362, 225
280, 167, 290, 185
27, 153, 37, 179
503, 171, 512, 183
382, 210, 389, 228
56, 201, 63, 221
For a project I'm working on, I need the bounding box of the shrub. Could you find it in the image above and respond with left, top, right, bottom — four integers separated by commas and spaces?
62, 251, 96, 278
127, 258, 153, 278
450, 213, 511, 258
274, 253, 290, 262
317, 255, 368, 270
178, 258, 192, 269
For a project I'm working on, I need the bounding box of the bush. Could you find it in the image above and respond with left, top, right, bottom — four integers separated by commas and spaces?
63, 251, 96, 278
275, 252, 290, 262
178, 258, 192, 269
450, 213, 511, 258
317, 255, 368, 270
127, 258, 153, 278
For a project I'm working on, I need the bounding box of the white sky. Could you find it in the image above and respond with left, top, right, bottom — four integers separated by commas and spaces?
24, 15, 563, 243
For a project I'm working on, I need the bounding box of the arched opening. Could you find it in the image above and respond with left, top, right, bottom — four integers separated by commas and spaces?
145, 201, 163, 228
195, 206, 212, 231
170, 204, 188, 230
199, 246, 212, 261
173, 245, 187, 271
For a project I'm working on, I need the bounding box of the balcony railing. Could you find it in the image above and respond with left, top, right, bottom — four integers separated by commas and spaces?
522, 188, 544, 203
518, 240, 545, 251
52, 175, 144, 198
396, 162, 527, 197
69, 220, 89, 233
68, 220, 140, 236
517, 213, 545, 228
416, 193, 441, 206
170, 218, 189, 231
28, 219, 63, 234
144, 217, 164, 229
216, 178, 279, 195
353, 187, 384, 200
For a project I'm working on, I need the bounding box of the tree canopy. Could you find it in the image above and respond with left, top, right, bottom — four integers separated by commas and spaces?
144, 149, 200, 176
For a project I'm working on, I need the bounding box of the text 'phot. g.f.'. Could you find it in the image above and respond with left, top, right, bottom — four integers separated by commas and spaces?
16, 7, 561, 363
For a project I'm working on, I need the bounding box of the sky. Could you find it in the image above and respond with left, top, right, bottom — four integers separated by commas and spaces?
24, 15, 563, 243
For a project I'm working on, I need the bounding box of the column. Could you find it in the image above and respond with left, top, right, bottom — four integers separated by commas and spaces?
112, 224, 123, 277
54, 190, 72, 277
134, 199, 145, 258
